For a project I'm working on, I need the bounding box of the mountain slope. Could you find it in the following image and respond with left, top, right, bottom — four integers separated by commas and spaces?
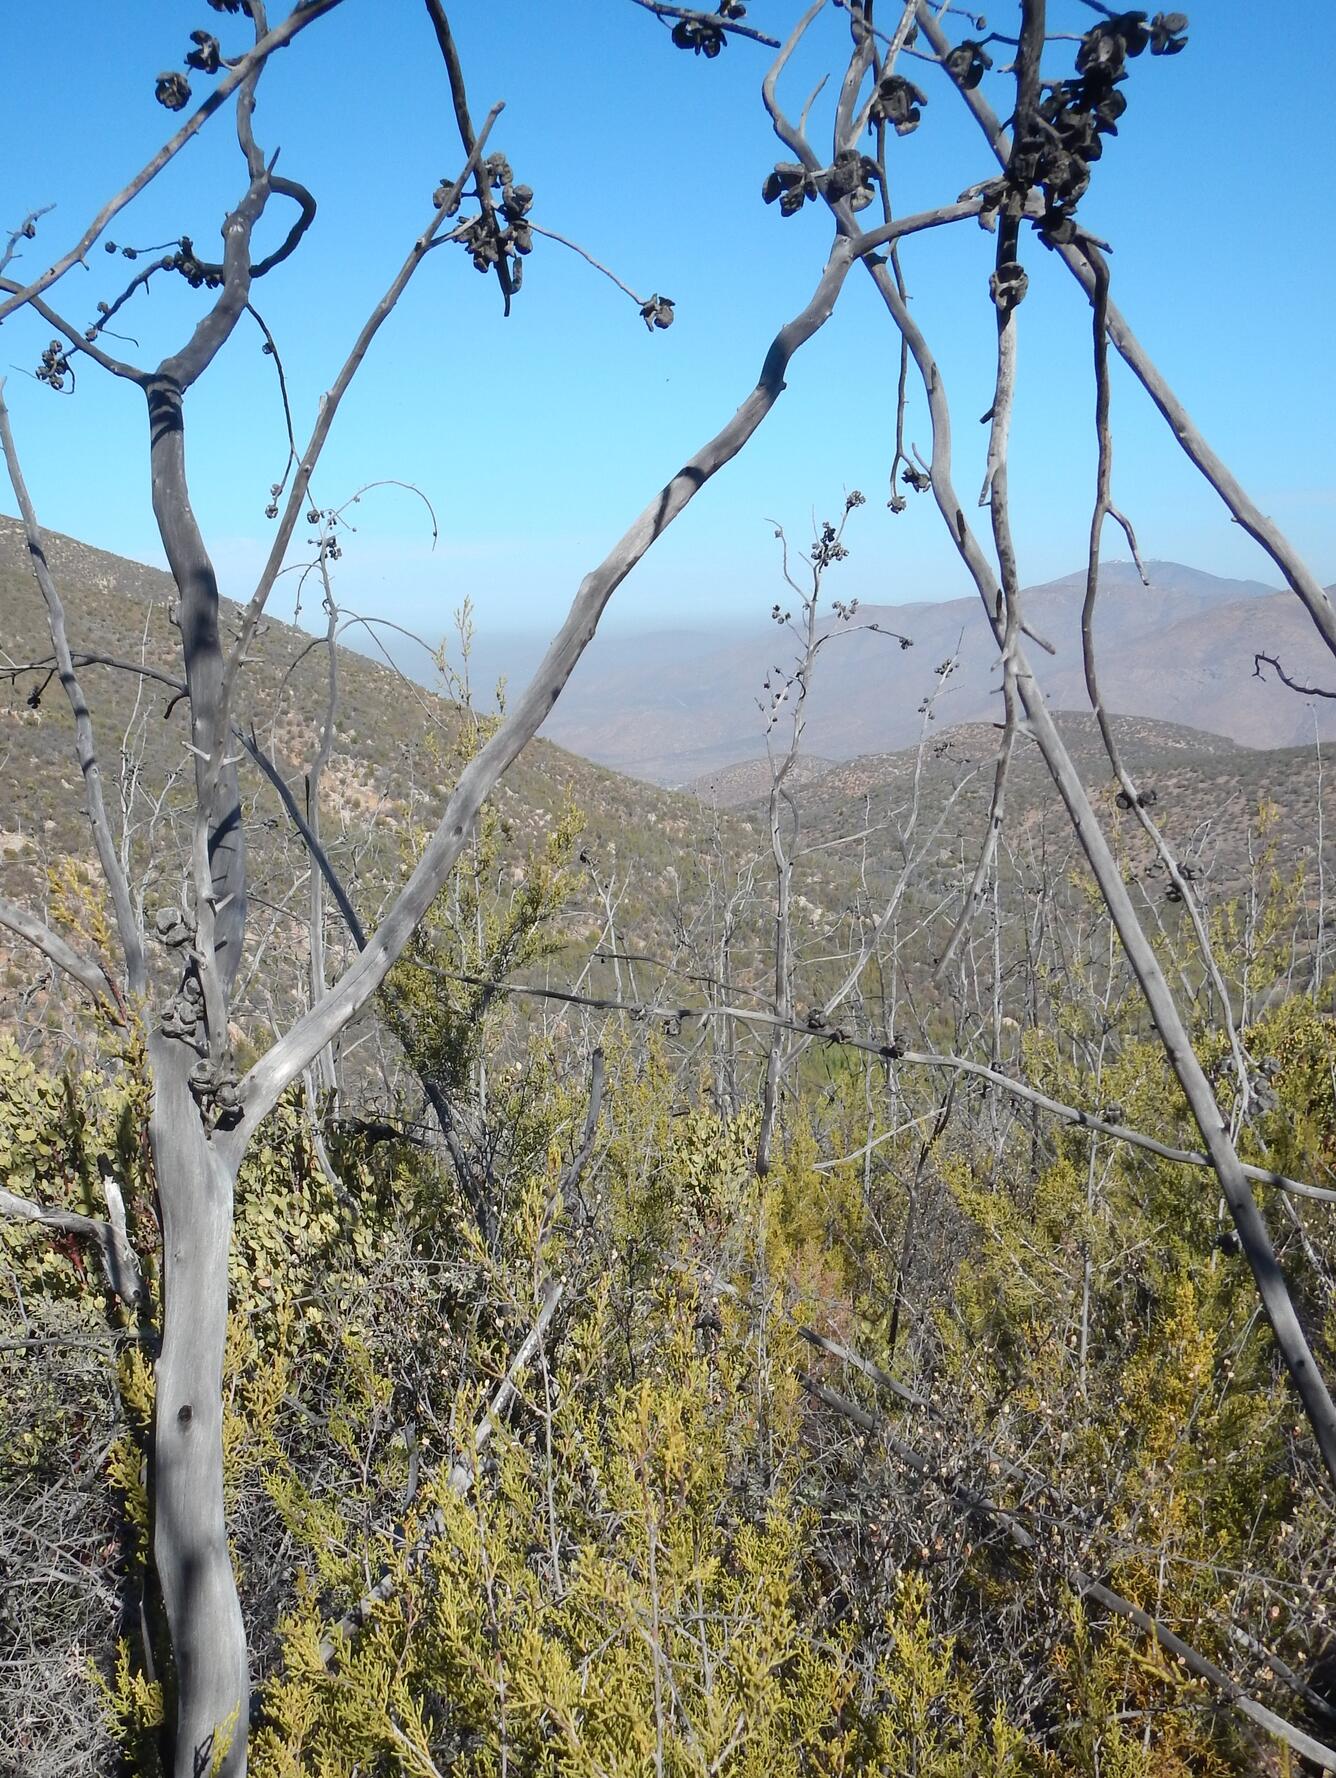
3, 522, 1331, 1051
0, 517, 775, 1011
694, 715, 1243, 808
751, 712, 1331, 914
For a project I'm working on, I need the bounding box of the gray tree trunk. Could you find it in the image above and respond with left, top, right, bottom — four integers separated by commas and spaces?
148, 1036, 248, 1778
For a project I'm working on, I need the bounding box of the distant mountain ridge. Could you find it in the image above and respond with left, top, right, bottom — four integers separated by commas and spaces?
4, 518, 1334, 793
755, 710, 1336, 914
527, 560, 1336, 785
5, 520, 1332, 1024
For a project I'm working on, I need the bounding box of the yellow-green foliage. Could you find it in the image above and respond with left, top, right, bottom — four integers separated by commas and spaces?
0, 1029, 150, 1305
934, 994, 1336, 1772
766, 1097, 874, 1312
867, 1574, 1027, 1778
47, 853, 119, 988
91, 1641, 164, 1778
107, 1342, 156, 1562
384, 644, 584, 1103
7, 917, 1332, 1778
1232, 995, 1336, 1180
1052, 1598, 1234, 1778
253, 1298, 1029, 1778
231, 1093, 381, 1329
0, 1036, 71, 1265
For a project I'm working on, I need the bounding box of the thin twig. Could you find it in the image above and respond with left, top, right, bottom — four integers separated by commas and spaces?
405, 971, 1336, 1204
0, 1, 346, 326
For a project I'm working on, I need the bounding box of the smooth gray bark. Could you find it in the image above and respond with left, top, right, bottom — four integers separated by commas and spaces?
147, 1036, 248, 1778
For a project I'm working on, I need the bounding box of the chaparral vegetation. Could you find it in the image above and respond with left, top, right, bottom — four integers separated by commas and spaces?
2, 5, 1334, 1777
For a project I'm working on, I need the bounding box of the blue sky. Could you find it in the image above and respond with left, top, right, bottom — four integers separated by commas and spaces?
2, 2, 1332, 647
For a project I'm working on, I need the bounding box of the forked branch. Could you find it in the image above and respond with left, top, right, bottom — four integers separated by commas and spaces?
232, 232, 868, 1138
0, 0, 347, 327
0, 893, 125, 1021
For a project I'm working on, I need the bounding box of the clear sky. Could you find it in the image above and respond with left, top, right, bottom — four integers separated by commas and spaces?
3, 2, 1333, 647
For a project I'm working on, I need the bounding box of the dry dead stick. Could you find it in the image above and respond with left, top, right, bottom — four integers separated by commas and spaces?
0, 1178, 143, 1307
231, 188, 987, 1143
230, 230, 864, 1138
804, 1372, 1336, 1771
317, 1276, 563, 1665
422, 974, 1336, 1205
0, 891, 125, 1021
